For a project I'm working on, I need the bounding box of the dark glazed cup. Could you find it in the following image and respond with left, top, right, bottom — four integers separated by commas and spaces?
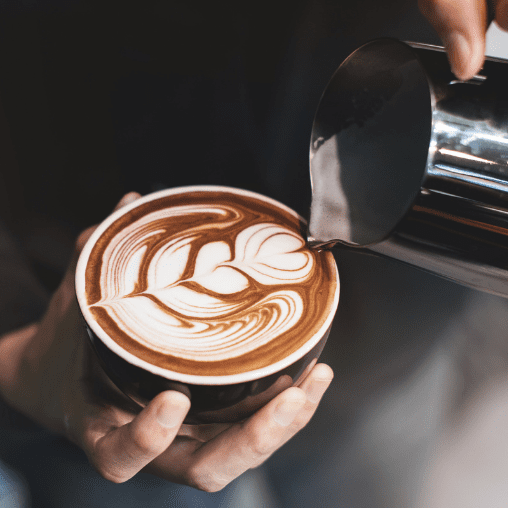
84, 321, 332, 424
75, 186, 339, 424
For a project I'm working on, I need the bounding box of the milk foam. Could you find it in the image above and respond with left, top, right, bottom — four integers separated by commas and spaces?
89, 204, 313, 362
81, 188, 338, 377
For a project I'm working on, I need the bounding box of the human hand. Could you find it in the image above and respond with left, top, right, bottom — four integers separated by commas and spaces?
419, 0, 507, 80
0, 192, 334, 491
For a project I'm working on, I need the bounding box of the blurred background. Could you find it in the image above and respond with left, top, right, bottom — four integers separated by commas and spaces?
2, 2, 508, 507
0, 11, 507, 297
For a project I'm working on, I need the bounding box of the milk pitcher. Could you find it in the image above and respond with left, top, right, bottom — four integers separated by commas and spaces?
308, 38, 508, 297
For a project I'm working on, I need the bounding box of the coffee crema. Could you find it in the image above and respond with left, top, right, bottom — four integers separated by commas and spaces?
83, 189, 337, 376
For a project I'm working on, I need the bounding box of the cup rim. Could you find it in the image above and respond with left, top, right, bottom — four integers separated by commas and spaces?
76, 185, 340, 386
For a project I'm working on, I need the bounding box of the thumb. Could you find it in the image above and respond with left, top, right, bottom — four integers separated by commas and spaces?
419, 0, 488, 80
89, 390, 190, 483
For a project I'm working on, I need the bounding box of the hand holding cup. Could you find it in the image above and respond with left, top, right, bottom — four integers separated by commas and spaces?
0, 191, 336, 490
76, 186, 339, 424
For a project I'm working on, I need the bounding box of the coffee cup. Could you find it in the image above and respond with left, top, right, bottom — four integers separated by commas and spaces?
75, 186, 339, 423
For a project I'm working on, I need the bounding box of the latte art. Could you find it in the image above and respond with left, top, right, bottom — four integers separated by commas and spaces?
83, 189, 337, 376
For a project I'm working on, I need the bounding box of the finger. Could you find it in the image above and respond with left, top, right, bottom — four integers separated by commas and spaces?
419, 0, 488, 79
294, 363, 333, 406
113, 191, 142, 212
184, 387, 306, 492
178, 422, 234, 443
184, 384, 315, 492
276, 363, 333, 447
497, 0, 508, 30
88, 390, 190, 483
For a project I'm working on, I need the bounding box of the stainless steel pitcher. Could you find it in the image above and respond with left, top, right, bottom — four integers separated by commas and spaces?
308, 38, 508, 297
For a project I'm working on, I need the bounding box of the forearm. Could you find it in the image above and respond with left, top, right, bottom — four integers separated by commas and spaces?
0, 322, 40, 410
0, 221, 50, 403
0, 290, 80, 436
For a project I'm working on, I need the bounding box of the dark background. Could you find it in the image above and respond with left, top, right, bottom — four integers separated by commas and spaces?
0, 0, 439, 290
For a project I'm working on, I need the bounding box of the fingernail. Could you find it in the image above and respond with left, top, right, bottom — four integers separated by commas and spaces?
157, 395, 188, 428
305, 379, 331, 404
272, 396, 306, 427
444, 32, 471, 80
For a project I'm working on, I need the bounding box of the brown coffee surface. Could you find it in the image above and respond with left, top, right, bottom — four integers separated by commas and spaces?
84, 189, 337, 376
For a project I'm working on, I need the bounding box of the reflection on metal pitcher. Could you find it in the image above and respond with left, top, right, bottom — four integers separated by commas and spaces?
309, 38, 508, 297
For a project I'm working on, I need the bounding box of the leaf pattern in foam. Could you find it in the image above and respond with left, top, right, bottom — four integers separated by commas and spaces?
146, 235, 195, 290
101, 229, 165, 302
93, 220, 315, 360
191, 241, 249, 294
229, 224, 313, 285
121, 245, 147, 297
150, 285, 241, 318
99, 290, 302, 360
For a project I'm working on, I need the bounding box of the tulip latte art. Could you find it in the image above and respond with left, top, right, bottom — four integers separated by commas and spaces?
83, 189, 337, 376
